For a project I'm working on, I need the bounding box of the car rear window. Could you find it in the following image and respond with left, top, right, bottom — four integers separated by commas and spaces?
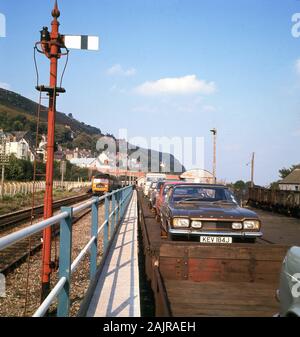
172, 186, 231, 202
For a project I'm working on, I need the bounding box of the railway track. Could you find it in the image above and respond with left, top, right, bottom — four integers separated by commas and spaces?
0, 193, 91, 232
0, 195, 100, 275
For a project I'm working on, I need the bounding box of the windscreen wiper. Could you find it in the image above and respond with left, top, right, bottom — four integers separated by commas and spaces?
212, 200, 235, 205
176, 197, 206, 203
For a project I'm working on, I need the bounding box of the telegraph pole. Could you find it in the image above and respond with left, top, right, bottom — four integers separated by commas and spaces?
251, 152, 255, 188
210, 128, 217, 183
61, 160, 66, 186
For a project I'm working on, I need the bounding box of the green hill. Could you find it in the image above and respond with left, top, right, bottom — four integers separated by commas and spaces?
0, 88, 102, 135
0, 88, 185, 173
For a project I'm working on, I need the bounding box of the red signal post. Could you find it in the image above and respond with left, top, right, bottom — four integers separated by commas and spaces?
36, 0, 67, 301
35, 0, 99, 302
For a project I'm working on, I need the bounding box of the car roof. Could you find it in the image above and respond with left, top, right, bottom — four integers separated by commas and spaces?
162, 181, 183, 186
171, 183, 227, 188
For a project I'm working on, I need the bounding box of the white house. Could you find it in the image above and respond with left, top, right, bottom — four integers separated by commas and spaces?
180, 169, 215, 184
70, 158, 98, 169
279, 168, 300, 191
5, 131, 34, 162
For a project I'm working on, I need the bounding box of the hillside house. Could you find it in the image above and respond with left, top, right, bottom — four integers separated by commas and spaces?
279, 168, 300, 191
4, 131, 34, 162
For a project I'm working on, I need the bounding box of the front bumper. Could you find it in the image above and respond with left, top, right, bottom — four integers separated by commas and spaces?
169, 229, 263, 238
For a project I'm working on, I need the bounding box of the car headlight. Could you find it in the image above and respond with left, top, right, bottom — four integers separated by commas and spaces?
243, 220, 260, 230
173, 218, 190, 228
232, 222, 243, 230
191, 220, 203, 229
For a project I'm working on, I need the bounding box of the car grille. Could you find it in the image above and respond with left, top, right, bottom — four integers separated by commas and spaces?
201, 221, 233, 231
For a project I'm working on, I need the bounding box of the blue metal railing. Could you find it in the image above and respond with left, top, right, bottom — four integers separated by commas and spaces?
0, 185, 134, 317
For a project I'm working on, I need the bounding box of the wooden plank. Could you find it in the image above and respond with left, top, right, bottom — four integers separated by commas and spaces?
188, 244, 289, 261
159, 257, 187, 280
159, 256, 282, 283
165, 280, 278, 317
188, 258, 281, 284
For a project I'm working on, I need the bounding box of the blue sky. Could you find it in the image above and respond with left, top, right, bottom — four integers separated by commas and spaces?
0, 0, 299, 185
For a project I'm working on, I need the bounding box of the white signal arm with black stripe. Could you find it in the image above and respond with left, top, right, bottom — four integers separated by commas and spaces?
62, 35, 99, 51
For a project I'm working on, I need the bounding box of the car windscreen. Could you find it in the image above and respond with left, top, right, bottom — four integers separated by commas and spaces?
171, 186, 235, 203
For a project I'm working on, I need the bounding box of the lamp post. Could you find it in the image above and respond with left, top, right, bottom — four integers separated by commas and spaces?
251, 152, 255, 188
210, 128, 217, 183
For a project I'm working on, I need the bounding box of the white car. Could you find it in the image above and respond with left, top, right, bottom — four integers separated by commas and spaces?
277, 246, 300, 317
143, 173, 166, 197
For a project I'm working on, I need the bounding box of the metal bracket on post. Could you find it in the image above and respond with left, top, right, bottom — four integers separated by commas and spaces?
90, 197, 99, 280
104, 196, 109, 253
57, 206, 73, 317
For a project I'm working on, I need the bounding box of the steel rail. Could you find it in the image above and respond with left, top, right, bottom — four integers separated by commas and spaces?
0, 212, 69, 251
0, 193, 91, 231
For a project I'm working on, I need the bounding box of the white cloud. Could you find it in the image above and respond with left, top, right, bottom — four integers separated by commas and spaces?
135, 75, 216, 96
0, 82, 10, 90
107, 64, 136, 77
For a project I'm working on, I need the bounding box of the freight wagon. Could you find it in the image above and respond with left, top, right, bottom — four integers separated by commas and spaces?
248, 187, 300, 217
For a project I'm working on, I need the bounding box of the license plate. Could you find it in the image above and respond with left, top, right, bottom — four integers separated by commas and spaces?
200, 236, 232, 244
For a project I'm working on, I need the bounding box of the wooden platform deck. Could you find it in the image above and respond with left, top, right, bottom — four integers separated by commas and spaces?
165, 281, 278, 317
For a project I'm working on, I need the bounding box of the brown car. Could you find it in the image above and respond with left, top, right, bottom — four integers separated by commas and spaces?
160, 183, 262, 243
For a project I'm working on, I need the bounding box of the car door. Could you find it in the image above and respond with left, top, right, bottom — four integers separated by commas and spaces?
161, 187, 173, 231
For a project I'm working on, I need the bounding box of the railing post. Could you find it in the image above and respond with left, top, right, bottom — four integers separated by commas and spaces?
117, 190, 120, 225
90, 197, 99, 280
111, 193, 116, 235
120, 189, 124, 218
104, 196, 109, 252
57, 207, 73, 317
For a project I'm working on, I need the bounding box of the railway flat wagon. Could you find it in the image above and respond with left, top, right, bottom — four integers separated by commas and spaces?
137, 190, 290, 317
248, 187, 300, 217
